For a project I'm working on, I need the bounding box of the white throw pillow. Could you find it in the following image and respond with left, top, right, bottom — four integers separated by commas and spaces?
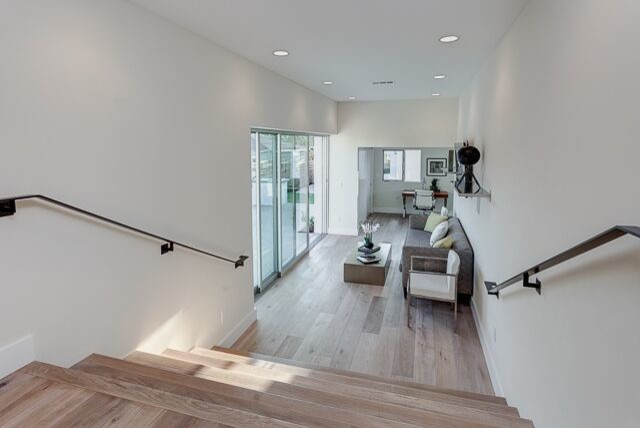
440, 206, 449, 217
430, 221, 449, 246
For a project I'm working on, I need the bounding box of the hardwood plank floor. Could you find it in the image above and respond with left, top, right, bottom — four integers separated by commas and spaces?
235, 213, 495, 395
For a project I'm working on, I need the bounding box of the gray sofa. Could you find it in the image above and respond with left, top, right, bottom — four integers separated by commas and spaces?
400, 215, 474, 300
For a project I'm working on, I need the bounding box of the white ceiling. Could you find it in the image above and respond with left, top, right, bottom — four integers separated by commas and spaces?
131, 0, 529, 101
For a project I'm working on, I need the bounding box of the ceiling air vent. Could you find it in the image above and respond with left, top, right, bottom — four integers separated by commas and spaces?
372, 80, 394, 85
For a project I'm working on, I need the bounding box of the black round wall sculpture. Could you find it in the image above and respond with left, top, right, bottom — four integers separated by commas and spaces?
457, 145, 481, 166
455, 142, 482, 194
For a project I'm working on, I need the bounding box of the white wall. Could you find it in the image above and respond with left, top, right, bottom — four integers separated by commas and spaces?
455, 0, 640, 427
371, 147, 454, 214
0, 0, 336, 376
330, 99, 458, 235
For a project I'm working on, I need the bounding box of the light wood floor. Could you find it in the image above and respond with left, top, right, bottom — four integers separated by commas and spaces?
233, 213, 495, 396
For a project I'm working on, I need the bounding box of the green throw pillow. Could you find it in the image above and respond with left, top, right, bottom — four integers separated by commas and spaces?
424, 213, 448, 232
433, 235, 454, 249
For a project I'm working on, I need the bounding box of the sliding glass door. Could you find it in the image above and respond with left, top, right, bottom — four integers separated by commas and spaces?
309, 136, 325, 247
251, 132, 278, 287
281, 135, 309, 265
251, 130, 328, 293
280, 135, 295, 264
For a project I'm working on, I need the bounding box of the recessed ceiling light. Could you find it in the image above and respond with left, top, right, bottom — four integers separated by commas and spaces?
348, 96, 356, 100
434, 74, 446, 79
272, 50, 289, 56
322, 81, 334, 85
432, 93, 441, 97
439, 35, 460, 43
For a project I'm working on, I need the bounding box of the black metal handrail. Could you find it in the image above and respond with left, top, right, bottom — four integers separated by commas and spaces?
485, 225, 640, 298
0, 194, 249, 268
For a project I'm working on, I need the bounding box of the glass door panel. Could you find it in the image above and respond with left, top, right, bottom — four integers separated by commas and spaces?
309, 136, 322, 246
258, 133, 277, 282
280, 135, 295, 265
294, 136, 309, 257
250, 132, 259, 291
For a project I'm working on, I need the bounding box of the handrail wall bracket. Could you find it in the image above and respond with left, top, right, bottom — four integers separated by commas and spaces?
0, 199, 16, 218
522, 272, 542, 295
235, 255, 249, 269
161, 242, 174, 255
484, 281, 500, 299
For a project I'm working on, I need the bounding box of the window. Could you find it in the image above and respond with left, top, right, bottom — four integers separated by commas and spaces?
404, 149, 422, 182
383, 149, 422, 182
383, 150, 403, 181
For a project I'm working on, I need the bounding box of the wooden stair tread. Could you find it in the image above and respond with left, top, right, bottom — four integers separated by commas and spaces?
37, 389, 144, 427
163, 349, 530, 427
0, 371, 51, 415
128, 350, 530, 428
0, 375, 92, 426
0, 371, 218, 427
76, 354, 424, 428
22, 362, 302, 427
103, 352, 521, 428
1, 348, 532, 427
193, 347, 519, 418
211, 346, 508, 406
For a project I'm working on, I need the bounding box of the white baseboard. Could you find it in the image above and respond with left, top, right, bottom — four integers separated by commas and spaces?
372, 207, 405, 215
470, 299, 505, 398
0, 336, 35, 379
217, 307, 257, 348
328, 226, 358, 236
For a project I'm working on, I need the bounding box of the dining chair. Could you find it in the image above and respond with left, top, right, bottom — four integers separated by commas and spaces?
413, 189, 434, 214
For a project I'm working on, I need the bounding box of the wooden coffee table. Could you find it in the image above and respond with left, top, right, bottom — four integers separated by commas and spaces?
343, 242, 392, 286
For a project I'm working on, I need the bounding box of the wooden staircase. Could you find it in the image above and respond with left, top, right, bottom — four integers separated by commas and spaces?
0, 347, 534, 427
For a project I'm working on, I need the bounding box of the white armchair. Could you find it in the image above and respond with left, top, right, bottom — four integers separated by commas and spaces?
407, 250, 461, 327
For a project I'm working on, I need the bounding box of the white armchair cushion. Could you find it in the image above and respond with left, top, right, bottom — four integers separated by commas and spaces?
430, 220, 449, 246
409, 273, 453, 301
408, 250, 460, 303
447, 250, 461, 291
440, 206, 449, 217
